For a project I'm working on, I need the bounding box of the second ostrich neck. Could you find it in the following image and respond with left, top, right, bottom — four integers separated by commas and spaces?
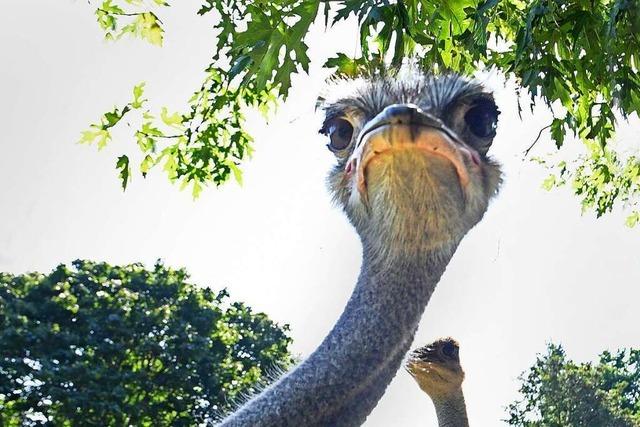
221, 241, 458, 426
431, 390, 469, 427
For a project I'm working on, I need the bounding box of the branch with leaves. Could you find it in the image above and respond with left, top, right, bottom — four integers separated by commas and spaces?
95, 0, 167, 45
81, 0, 640, 225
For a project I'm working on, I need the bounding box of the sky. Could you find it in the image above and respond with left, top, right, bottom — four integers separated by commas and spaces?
1, 1, 639, 426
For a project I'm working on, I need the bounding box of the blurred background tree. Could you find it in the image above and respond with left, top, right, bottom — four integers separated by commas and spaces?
506, 343, 640, 426
79, 0, 640, 226
0, 260, 293, 426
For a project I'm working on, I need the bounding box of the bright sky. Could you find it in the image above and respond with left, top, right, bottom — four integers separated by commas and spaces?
1, 2, 639, 426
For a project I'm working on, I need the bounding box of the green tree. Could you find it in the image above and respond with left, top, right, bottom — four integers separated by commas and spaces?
506, 343, 640, 426
79, 0, 640, 225
0, 260, 293, 426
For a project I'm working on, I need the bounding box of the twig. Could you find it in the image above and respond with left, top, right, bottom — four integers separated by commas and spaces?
137, 131, 183, 139
96, 8, 144, 17
523, 124, 552, 157
96, 8, 164, 24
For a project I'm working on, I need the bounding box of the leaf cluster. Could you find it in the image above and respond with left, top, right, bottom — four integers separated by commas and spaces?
95, 0, 167, 46
488, 0, 640, 225
0, 260, 293, 426
83, 0, 309, 197
83, 0, 640, 224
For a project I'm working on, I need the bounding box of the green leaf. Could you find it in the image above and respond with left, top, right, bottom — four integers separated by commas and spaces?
140, 13, 164, 46
140, 154, 154, 177
229, 55, 252, 79
225, 160, 243, 186
550, 118, 565, 149
79, 128, 111, 149
542, 174, 557, 191
625, 211, 640, 228
191, 179, 202, 199
116, 155, 131, 190
160, 107, 182, 128
78, 130, 100, 145
99, 0, 124, 15
131, 82, 146, 109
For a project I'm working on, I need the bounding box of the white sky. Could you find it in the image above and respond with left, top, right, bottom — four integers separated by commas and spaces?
1, 2, 639, 426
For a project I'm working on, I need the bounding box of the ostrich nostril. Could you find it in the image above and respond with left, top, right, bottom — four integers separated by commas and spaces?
382, 104, 420, 124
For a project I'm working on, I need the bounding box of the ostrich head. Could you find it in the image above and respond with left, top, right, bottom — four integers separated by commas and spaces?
406, 337, 465, 399
320, 72, 502, 261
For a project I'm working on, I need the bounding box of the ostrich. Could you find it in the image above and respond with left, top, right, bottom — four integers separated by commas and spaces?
406, 338, 469, 427
220, 70, 502, 426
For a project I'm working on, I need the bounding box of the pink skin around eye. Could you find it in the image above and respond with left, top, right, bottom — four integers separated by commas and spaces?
470, 150, 480, 166
345, 159, 355, 176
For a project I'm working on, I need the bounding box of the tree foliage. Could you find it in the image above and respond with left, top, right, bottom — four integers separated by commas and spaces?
506, 343, 640, 426
81, 0, 640, 224
0, 260, 292, 426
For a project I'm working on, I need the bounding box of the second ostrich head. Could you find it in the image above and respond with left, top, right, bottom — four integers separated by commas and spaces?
407, 338, 465, 399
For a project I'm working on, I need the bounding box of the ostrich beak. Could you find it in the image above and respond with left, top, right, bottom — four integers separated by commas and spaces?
347, 104, 480, 200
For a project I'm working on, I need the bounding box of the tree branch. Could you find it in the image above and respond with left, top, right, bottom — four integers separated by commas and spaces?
137, 131, 183, 139
96, 8, 144, 17
524, 124, 552, 157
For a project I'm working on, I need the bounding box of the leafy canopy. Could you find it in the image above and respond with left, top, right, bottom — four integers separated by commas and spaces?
81, 0, 640, 224
0, 260, 292, 426
506, 343, 640, 426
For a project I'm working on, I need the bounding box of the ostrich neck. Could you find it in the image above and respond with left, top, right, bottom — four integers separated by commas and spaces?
219, 242, 457, 426
431, 389, 469, 427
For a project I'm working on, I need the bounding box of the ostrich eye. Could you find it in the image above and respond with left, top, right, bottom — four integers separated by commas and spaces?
327, 118, 354, 152
465, 99, 499, 139
442, 341, 457, 358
